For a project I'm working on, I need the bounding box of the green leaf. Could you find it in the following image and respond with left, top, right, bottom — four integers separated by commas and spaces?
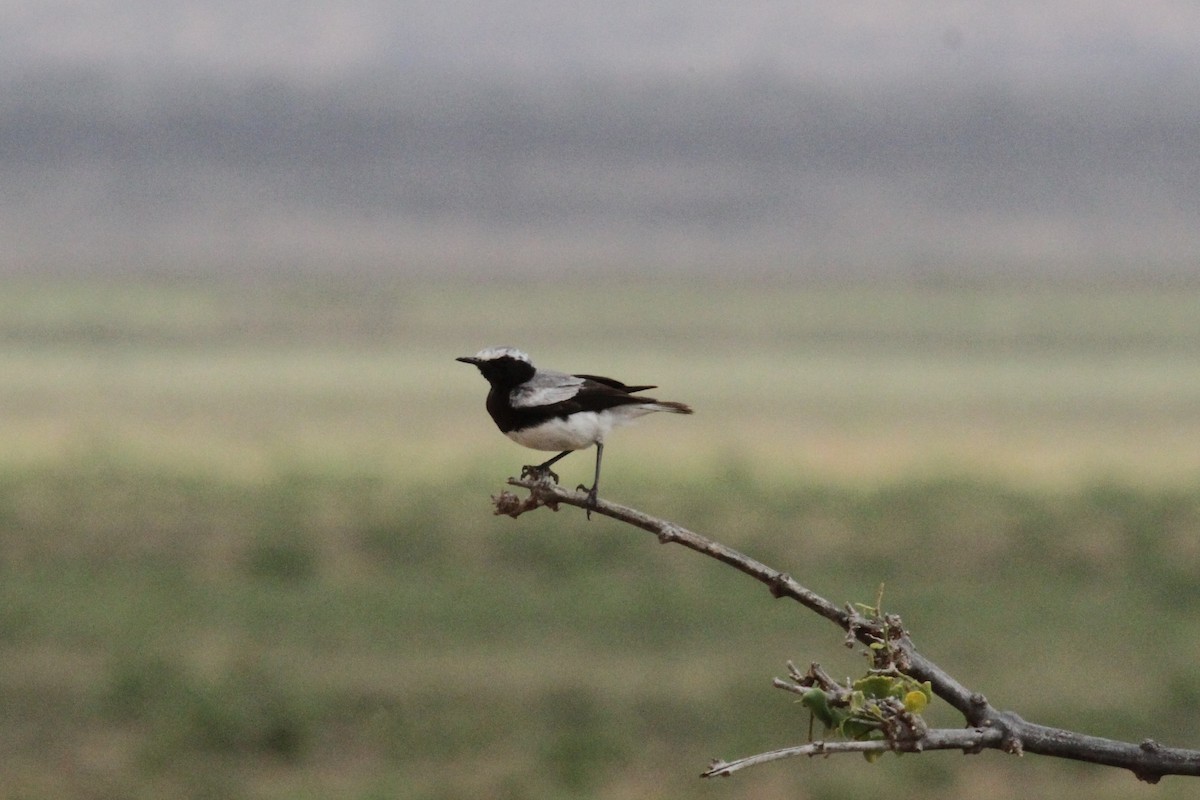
840, 717, 881, 740
801, 688, 837, 729
852, 675, 894, 699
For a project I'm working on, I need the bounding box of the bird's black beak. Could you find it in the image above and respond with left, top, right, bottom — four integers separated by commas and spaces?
456, 356, 479, 365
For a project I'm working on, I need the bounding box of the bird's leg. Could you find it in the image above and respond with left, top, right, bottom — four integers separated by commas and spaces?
521, 450, 572, 484
576, 442, 603, 519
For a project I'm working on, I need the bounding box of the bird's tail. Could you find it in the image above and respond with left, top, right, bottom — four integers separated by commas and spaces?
647, 400, 693, 415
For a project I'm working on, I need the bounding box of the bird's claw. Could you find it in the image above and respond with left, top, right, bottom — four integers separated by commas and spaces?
521, 464, 559, 484
576, 483, 599, 519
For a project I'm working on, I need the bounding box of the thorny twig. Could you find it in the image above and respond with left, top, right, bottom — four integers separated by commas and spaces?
494, 476, 1200, 783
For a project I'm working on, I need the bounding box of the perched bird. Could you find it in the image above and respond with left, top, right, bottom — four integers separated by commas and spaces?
457, 346, 693, 516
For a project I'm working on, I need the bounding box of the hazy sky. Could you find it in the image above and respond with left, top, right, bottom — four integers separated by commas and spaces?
4, 2, 1199, 278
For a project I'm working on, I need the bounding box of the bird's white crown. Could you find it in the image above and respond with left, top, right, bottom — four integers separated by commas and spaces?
470, 346, 532, 363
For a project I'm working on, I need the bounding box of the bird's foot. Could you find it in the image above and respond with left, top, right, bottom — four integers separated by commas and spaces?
521, 464, 559, 484
576, 483, 599, 520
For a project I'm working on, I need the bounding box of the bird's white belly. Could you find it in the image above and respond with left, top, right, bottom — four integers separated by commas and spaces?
506, 411, 611, 451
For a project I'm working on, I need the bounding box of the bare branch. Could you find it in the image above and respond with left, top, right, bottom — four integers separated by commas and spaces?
494, 476, 1200, 783
500, 476, 849, 628
702, 727, 1006, 777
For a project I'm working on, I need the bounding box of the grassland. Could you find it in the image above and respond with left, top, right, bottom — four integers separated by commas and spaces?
1, 274, 1199, 799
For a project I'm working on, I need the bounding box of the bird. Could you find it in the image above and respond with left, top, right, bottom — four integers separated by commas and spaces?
457, 346, 693, 517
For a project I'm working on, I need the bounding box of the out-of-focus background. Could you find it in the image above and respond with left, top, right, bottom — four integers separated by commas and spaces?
3, 3, 1200, 799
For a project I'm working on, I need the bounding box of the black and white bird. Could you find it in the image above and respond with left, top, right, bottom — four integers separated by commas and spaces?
457, 346, 693, 516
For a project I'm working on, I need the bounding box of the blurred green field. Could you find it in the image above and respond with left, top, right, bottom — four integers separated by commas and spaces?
4, 274, 1200, 483
1, 275, 1199, 799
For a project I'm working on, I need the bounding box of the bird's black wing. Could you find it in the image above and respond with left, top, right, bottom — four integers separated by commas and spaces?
495, 371, 673, 433
573, 374, 656, 393
504, 369, 645, 415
